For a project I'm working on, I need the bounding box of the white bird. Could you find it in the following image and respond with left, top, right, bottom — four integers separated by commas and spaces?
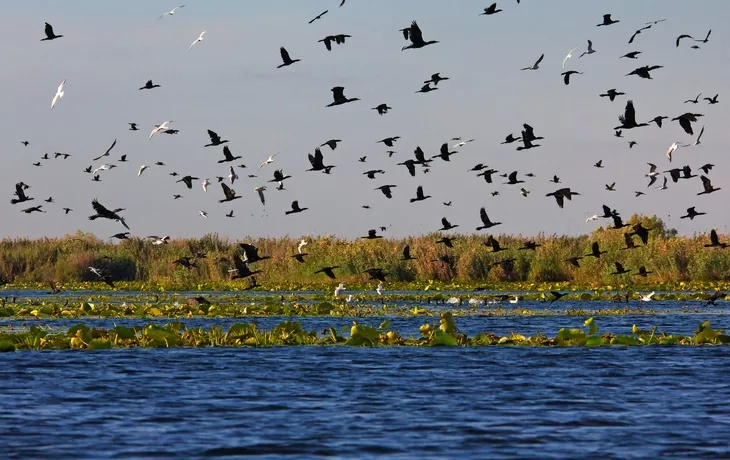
693, 126, 705, 146
189, 30, 206, 50
297, 238, 307, 254
258, 153, 277, 170
92, 164, 116, 175
334, 282, 345, 297
158, 4, 185, 19
376, 282, 383, 296
666, 142, 679, 162
640, 291, 655, 302
451, 139, 475, 149
446, 296, 460, 305
51, 79, 65, 110
254, 186, 267, 205
89, 266, 103, 277
276, 181, 285, 191
228, 166, 238, 184
148, 236, 170, 245
149, 121, 172, 140
199, 210, 208, 218
468, 298, 484, 306
138, 165, 148, 177
562, 47, 578, 69
201, 178, 210, 192
586, 215, 600, 222
509, 295, 519, 304
579, 40, 595, 58
345, 294, 353, 303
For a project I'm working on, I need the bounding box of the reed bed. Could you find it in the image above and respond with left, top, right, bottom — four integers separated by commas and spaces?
1, 215, 728, 287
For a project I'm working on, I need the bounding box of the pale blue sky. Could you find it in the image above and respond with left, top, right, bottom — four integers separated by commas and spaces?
2, 0, 728, 239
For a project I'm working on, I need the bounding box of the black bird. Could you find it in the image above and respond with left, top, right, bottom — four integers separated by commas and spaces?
32, 162, 41, 167
321, 139, 342, 150
238, 243, 271, 263
561, 70, 583, 85
600, 88, 625, 101
364, 268, 388, 282
586, 242, 607, 258
443, 201, 452, 206
628, 26, 652, 44
519, 241, 542, 251
551, 175, 561, 184
307, 147, 334, 172
630, 223, 652, 245
401, 245, 417, 260
505, 171, 525, 185
501, 133, 521, 144
480, 3, 502, 15
697, 175, 720, 195
291, 252, 308, 263
611, 262, 631, 275
277, 47, 301, 68
10, 182, 33, 205
41, 23, 63, 41
376, 136, 400, 147
439, 217, 458, 231
546, 188, 580, 208
516, 135, 540, 151
484, 235, 507, 252
611, 214, 628, 229
606, 182, 616, 191
615, 100, 650, 131
410, 186, 431, 203
549, 291, 567, 305
309, 10, 328, 24
425, 73, 449, 85
597, 13, 619, 26
88, 199, 129, 229
706, 290, 726, 306
671, 112, 703, 135
372, 103, 392, 115
219, 183, 241, 203
111, 232, 130, 240
601, 205, 618, 218
648, 115, 668, 127
315, 266, 340, 279
21, 141, 30, 146
327, 86, 359, 107
685, 93, 702, 104
413, 146, 432, 164
230, 256, 263, 280
476, 207, 501, 230
622, 233, 638, 250
270, 169, 292, 183
398, 159, 418, 177
401, 21, 439, 51
620, 51, 641, 59
362, 229, 382, 240
218, 145, 241, 163
635, 266, 653, 277
436, 236, 457, 248
629, 141, 637, 149
128, 123, 138, 131
676, 34, 694, 47
699, 164, 714, 175
375, 184, 397, 199
138, 79, 160, 90
469, 164, 487, 172
318, 34, 351, 51
565, 256, 583, 268
22, 205, 45, 214
173, 257, 198, 269
477, 169, 498, 183
521, 123, 544, 142
119, 155, 128, 162
704, 229, 727, 249
285, 200, 308, 215
415, 83, 437, 94
704, 94, 719, 104
432, 143, 457, 161
176, 175, 199, 189
695, 29, 711, 44
626, 65, 663, 79
364, 170, 385, 179
205, 130, 228, 147
615, 130, 623, 138
358, 156, 367, 163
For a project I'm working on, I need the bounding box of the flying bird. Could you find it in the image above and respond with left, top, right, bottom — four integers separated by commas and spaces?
401, 21, 439, 51
561, 70, 582, 85
681, 207, 706, 220
285, 200, 308, 215
685, 93, 702, 104
579, 40, 595, 58
476, 207, 501, 230
158, 5, 185, 19
51, 79, 65, 110
695, 29, 711, 44
697, 176, 720, 195
308, 10, 328, 24
596, 14, 619, 26
615, 100, 649, 130
424, 73, 449, 85
218, 183, 240, 203
41, 23, 63, 41
676, 34, 694, 47
626, 65, 663, 79
520, 53, 544, 71
139, 79, 160, 90
318, 34, 351, 51
88, 199, 129, 229
137, 165, 148, 177
620, 51, 642, 59
480, 4, 503, 16
205, 129, 228, 147
600, 89, 625, 101
277, 47, 301, 68
189, 31, 206, 50
562, 46, 578, 69
92, 139, 118, 161
259, 153, 277, 170
410, 186, 431, 203
372, 103, 392, 115
149, 121, 172, 139
327, 86, 360, 107
671, 113, 703, 135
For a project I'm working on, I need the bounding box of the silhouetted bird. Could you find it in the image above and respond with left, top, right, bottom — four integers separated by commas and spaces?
285, 200, 308, 215
277, 47, 301, 68
410, 186, 431, 203
597, 13, 619, 26
600, 88, 625, 101
205, 129, 228, 147
318, 34, 351, 51
315, 266, 340, 279
401, 21, 439, 51
327, 86, 359, 107
704, 229, 727, 249
362, 229, 382, 240
139, 79, 161, 90
476, 207, 501, 230
41, 22, 63, 41
372, 103, 392, 115
586, 242, 607, 258
615, 100, 649, 129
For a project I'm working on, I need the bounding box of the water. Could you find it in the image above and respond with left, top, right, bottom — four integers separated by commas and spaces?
2, 347, 730, 458
2, 290, 730, 457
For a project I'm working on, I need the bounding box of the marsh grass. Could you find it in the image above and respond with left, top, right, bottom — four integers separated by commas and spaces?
1, 215, 729, 287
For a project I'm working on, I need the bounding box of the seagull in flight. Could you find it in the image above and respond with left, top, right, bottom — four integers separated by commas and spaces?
92, 139, 118, 161
259, 153, 277, 170
579, 40, 595, 58
520, 53, 544, 71
138, 165, 149, 177
158, 5, 185, 19
298, 239, 308, 254
666, 142, 680, 162
199, 210, 208, 218
254, 186, 267, 205
562, 47, 578, 69
149, 121, 172, 139
201, 179, 210, 192
189, 31, 206, 50
51, 79, 65, 110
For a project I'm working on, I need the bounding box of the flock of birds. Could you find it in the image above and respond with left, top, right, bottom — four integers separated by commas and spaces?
5, 2, 728, 292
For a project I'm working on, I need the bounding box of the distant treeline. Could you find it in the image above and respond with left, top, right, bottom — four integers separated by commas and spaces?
0, 215, 728, 286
